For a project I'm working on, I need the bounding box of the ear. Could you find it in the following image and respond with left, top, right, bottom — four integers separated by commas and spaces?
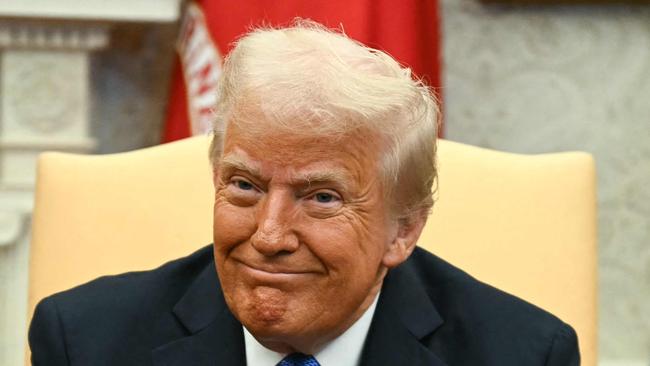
382, 212, 427, 268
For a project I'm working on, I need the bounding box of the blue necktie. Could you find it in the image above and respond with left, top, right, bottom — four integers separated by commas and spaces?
276, 353, 321, 366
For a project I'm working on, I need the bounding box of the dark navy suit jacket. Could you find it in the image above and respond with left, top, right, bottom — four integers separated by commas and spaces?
29, 245, 580, 365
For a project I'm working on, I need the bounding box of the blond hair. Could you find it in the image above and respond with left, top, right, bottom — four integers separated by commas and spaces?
210, 20, 439, 218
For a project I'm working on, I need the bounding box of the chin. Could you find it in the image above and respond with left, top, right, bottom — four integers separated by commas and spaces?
239, 306, 305, 350
231, 286, 296, 330
242, 313, 321, 354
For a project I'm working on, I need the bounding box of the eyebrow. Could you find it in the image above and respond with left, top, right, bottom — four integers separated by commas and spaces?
292, 170, 350, 188
219, 153, 262, 177
288, 167, 355, 197
219, 152, 354, 192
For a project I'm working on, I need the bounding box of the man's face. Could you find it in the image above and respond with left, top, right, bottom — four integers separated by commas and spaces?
212, 123, 405, 353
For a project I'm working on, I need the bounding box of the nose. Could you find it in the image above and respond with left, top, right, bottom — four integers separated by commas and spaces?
250, 190, 299, 256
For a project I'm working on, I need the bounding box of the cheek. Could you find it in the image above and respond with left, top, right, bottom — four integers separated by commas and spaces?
300, 216, 386, 277
213, 197, 257, 254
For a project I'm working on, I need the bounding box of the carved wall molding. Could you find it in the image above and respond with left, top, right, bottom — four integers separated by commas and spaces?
0, 23, 109, 50
0, 0, 182, 23
0, 18, 106, 366
0, 4, 181, 365
6, 52, 80, 134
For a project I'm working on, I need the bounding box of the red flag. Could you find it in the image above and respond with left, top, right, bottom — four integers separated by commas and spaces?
163, 0, 442, 142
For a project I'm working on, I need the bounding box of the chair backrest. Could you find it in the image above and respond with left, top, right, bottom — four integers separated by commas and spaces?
28, 136, 597, 365
419, 140, 597, 366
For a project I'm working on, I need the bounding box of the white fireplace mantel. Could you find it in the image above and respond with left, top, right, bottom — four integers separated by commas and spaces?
0, 2, 183, 364
0, 0, 182, 22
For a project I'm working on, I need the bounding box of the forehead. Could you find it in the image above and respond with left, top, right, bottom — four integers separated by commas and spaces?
220, 123, 384, 181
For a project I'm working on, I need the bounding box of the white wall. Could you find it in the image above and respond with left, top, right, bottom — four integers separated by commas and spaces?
441, 0, 650, 363
0, 22, 177, 365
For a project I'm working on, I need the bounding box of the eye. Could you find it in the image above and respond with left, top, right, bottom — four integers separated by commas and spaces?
304, 189, 342, 217
227, 177, 259, 194
234, 179, 254, 191
307, 190, 341, 206
314, 192, 335, 203
225, 177, 261, 206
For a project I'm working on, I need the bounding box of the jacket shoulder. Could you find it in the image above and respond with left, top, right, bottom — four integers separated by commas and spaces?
408, 247, 580, 365
46, 244, 213, 313
29, 245, 214, 365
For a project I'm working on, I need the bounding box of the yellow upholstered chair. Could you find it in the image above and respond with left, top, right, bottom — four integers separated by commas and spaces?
419, 141, 597, 366
27, 136, 597, 365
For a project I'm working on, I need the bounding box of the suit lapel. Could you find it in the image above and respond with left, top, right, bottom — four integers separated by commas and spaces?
152, 263, 245, 366
360, 260, 448, 366
150, 250, 447, 365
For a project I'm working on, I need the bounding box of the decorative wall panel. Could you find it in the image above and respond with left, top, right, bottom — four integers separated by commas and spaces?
441, 0, 650, 363
0, 17, 177, 366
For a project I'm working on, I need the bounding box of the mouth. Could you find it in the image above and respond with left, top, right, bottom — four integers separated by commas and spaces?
234, 259, 317, 282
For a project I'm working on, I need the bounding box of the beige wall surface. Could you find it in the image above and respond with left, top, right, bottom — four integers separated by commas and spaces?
441, 0, 650, 363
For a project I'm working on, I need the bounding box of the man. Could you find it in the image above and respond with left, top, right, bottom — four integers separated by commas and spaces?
29, 22, 580, 365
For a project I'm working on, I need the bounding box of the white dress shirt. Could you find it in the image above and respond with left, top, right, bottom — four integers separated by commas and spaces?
244, 293, 380, 366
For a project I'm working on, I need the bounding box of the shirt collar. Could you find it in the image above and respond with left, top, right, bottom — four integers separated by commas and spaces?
244, 292, 380, 366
